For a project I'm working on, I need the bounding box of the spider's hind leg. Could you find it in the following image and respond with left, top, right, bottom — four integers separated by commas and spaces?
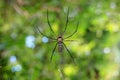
62, 42, 75, 63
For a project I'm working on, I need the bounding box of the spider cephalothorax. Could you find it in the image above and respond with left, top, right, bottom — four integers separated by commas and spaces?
57, 36, 63, 42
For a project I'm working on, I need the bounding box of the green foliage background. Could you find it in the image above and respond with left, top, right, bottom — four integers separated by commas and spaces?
0, 0, 120, 80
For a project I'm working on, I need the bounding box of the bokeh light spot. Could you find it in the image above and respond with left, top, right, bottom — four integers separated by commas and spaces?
9, 56, 17, 64
25, 35, 35, 48
64, 65, 78, 76
103, 47, 110, 54
42, 37, 48, 43
11, 64, 22, 72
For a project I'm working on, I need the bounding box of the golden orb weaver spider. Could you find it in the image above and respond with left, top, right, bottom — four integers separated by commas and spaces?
34, 8, 79, 61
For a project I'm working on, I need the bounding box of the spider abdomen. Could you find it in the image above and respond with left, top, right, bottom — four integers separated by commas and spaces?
58, 41, 63, 52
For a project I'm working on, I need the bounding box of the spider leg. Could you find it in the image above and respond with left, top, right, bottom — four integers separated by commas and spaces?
33, 25, 38, 34
64, 21, 79, 39
62, 42, 75, 63
33, 26, 56, 40
62, 7, 69, 35
50, 42, 58, 60
64, 40, 76, 42
47, 10, 54, 33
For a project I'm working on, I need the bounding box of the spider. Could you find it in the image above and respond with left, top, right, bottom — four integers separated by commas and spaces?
34, 8, 79, 61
